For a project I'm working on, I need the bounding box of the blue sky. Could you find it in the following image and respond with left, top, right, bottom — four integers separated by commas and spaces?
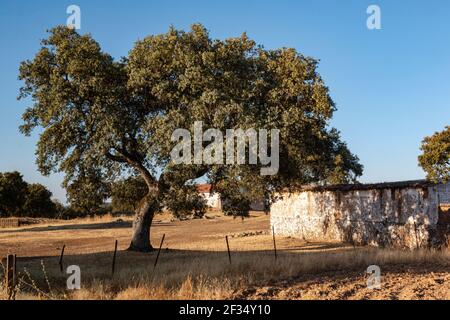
0, 0, 449, 202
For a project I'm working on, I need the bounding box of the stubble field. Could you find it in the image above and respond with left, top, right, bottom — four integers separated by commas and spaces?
0, 212, 448, 300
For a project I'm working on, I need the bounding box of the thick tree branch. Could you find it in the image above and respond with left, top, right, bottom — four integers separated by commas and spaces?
114, 148, 157, 192
158, 165, 209, 195
105, 151, 127, 163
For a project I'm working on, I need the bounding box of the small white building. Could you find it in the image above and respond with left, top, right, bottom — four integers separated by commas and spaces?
196, 184, 266, 211
196, 184, 222, 210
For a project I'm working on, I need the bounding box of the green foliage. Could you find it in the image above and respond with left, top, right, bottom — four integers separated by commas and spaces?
418, 126, 450, 183
163, 184, 206, 219
23, 183, 57, 217
111, 176, 148, 213
52, 200, 94, 219
218, 185, 252, 218
66, 169, 110, 216
52, 200, 70, 219
19, 24, 363, 219
213, 168, 266, 217
324, 129, 363, 185
0, 171, 57, 217
0, 171, 28, 216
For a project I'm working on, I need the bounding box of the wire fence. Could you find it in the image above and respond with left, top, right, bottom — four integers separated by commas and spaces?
0, 218, 20, 228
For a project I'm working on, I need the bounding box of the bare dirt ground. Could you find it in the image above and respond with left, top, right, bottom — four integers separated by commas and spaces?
234, 266, 449, 300
0, 212, 280, 257
0, 212, 448, 300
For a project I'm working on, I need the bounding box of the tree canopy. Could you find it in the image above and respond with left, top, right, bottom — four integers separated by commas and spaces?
19, 25, 362, 251
418, 126, 450, 183
23, 183, 57, 218
111, 176, 148, 212
0, 171, 56, 217
65, 168, 110, 216
0, 171, 28, 216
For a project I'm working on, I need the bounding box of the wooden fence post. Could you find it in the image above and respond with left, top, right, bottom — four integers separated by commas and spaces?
272, 226, 277, 261
153, 234, 166, 270
225, 236, 231, 265
111, 240, 118, 277
59, 245, 66, 273
5, 254, 15, 300
13, 255, 17, 300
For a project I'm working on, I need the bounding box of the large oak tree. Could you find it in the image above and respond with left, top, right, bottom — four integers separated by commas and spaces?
19, 25, 362, 251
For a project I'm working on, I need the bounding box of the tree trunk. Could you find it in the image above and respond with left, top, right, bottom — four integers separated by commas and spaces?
105, 148, 160, 252
128, 196, 157, 252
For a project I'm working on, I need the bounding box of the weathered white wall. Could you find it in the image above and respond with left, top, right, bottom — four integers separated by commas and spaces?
271, 182, 450, 249
436, 183, 450, 204
202, 192, 222, 209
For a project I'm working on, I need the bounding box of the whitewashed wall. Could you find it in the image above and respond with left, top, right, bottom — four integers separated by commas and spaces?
436, 182, 450, 204
271, 182, 450, 248
202, 192, 221, 209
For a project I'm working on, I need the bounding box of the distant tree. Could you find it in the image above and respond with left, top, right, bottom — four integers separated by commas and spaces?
111, 176, 148, 212
0, 172, 57, 218
220, 187, 251, 217
216, 175, 262, 217
418, 126, 450, 183
163, 184, 206, 219
52, 199, 67, 219
66, 169, 110, 216
19, 25, 362, 251
22, 183, 57, 217
0, 171, 28, 216
52, 199, 84, 219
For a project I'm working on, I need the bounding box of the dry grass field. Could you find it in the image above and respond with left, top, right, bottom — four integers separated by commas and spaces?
0, 212, 449, 300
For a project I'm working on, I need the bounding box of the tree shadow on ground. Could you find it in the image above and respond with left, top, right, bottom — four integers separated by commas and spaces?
278, 242, 352, 252
0, 220, 178, 234
11, 245, 449, 286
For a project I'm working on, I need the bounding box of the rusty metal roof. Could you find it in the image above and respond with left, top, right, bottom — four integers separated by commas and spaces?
196, 183, 213, 193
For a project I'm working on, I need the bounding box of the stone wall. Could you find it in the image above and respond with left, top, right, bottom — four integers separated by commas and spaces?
270, 180, 450, 249
436, 182, 450, 204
